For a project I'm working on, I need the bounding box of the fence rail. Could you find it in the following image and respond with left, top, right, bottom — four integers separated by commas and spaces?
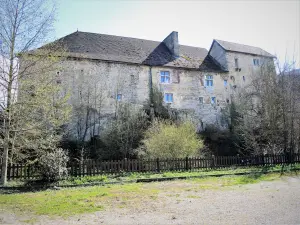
1, 153, 300, 181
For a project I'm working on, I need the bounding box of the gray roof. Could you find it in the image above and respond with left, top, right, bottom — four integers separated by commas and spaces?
215, 39, 275, 58
50, 31, 223, 71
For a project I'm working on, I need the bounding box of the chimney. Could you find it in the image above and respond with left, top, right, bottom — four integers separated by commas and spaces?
163, 31, 179, 58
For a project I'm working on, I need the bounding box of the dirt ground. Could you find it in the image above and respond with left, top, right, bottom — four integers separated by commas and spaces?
1, 176, 300, 225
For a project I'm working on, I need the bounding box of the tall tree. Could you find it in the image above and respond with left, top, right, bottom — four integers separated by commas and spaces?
0, 0, 69, 185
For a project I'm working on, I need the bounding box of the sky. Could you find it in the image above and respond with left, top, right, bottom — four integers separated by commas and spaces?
54, 0, 300, 68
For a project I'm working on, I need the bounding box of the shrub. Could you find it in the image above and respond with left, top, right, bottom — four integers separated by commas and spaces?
38, 148, 69, 182
141, 120, 203, 159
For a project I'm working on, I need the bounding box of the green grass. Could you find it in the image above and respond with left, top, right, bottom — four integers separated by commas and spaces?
5, 164, 300, 188
0, 171, 295, 218
59, 163, 300, 185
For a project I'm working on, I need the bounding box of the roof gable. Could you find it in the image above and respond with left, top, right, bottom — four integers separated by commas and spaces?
214, 39, 275, 58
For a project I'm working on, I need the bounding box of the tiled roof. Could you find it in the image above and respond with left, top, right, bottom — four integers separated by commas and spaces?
50, 31, 223, 71
215, 39, 275, 58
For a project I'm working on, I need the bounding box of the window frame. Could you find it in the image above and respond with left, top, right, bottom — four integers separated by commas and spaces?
205, 75, 213, 87
234, 58, 239, 68
211, 97, 216, 105
224, 79, 228, 87
199, 97, 204, 104
160, 71, 171, 84
253, 58, 260, 66
164, 93, 173, 103
116, 94, 122, 101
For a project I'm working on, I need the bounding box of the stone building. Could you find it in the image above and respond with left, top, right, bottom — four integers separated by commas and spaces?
47, 31, 275, 140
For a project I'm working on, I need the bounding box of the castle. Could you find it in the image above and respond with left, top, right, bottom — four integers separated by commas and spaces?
48, 31, 276, 140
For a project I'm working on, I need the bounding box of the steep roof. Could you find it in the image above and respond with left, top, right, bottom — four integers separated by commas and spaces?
214, 39, 275, 58
50, 31, 223, 71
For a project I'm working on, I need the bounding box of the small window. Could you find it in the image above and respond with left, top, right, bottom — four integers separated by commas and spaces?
243, 76, 245, 81
205, 75, 213, 87
160, 71, 170, 83
199, 97, 204, 104
253, 59, 259, 66
130, 75, 135, 83
224, 80, 228, 87
117, 94, 122, 101
235, 58, 239, 68
164, 93, 173, 103
211, 97, 216, 104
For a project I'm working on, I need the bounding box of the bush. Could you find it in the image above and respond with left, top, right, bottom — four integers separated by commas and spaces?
141, 120, 203, 159
38, 148, 69, 182
99, 103, 149, 159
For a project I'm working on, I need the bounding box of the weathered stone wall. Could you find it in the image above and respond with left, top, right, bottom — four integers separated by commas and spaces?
58, 59, 150, 140
151, 66, 229, 129
225, 52, 275, 94
57, 52, 275, 139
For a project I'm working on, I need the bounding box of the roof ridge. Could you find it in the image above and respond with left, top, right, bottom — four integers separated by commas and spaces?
215, 39, 262, 50
65, 31, 207, 50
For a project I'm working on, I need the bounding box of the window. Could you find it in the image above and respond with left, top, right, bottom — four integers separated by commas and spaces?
235, 58, 239, 68
211, 97, 216, 104
130, 75, 135, 83
164, 93, 173, 103
243, 76, 245, 81
205, 75, 213, 87
253, 59, 259, 66
117, 94, 122, 101
224, 80, 228, 87
199, 97, 204, 104
160, 71, 170, 83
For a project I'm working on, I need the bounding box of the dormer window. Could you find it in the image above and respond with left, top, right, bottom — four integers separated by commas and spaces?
253, 59, 260, 66
160, 71, 170, 83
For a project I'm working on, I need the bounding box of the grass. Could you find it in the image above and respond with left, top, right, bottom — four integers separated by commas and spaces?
4, 164, 300, 188
58, 163, 300, 186
0, 171, 296, 218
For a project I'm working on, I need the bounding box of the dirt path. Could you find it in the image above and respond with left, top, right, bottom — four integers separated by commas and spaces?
1, 176, 300, 225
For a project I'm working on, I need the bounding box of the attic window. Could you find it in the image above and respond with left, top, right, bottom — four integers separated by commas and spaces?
253, 59, 260, 66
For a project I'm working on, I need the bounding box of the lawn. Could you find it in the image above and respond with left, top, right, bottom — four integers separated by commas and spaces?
0, 171, 293, 218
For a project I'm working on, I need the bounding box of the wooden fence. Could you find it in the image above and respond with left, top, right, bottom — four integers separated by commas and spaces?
1, 153, 300, 181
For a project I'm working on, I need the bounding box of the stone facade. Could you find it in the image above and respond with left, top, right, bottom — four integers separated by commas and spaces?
48, 31, 275, 139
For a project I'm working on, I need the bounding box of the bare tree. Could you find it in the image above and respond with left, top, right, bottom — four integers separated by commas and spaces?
0, 0, 69, 185
225, 57, 300, 156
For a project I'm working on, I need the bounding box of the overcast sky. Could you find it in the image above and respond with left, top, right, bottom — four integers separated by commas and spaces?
55, 0, 300, 67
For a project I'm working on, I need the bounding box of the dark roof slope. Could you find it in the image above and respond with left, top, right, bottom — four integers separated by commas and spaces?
215, 39, 275, 58
51, 31, 222, 71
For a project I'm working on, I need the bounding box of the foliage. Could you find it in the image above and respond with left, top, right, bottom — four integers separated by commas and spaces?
223, 61, 300, 155
38, 148, 69, 182
141, 119, 203, 159
91, 103, 149, 160
0, 0, 70, 185
199, 124, 239, 156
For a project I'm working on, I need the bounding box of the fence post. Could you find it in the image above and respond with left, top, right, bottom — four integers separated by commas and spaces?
211, 155, 215, 169
156, 158, 160, 173
185, 157, 189, 171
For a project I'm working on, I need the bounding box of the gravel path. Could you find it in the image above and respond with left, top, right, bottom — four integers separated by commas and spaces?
1, 176, 300, 225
